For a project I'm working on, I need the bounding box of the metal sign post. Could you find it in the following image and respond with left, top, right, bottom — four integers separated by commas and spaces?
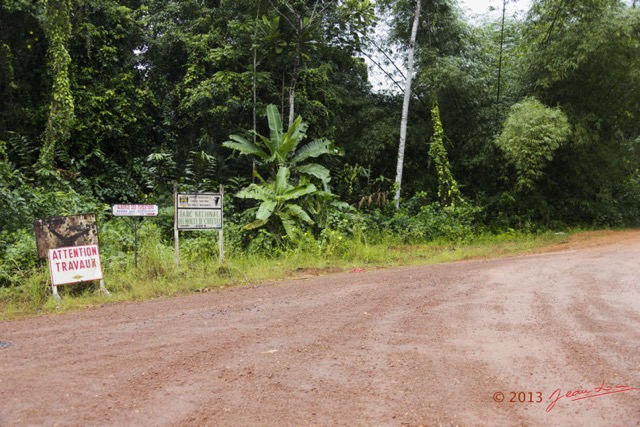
112, 204, 158, 268
218, 185, 224, 264
174, 187, 224, 267
174, 186, 179, 268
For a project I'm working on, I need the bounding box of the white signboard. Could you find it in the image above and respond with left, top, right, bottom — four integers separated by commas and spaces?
177, 209, 222, 229
112, 204, 158, 216
48, 244, 103, 286
176, 193, 223, 230
177, 193, 222, 209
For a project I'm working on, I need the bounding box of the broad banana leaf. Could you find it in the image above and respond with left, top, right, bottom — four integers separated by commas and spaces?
274, 166, 292, 195
266, 104, 282, 155
279, 183, 317, 201
236, 183, 273, 201
286, 204, 314, 224
256, 200, 278, 221
243, 218, 269, 230
279, 116, 308, 160
291, 138, 334, 164
223, 135, 269, 160
280, 214, 297, 239
297, 163, 330, 185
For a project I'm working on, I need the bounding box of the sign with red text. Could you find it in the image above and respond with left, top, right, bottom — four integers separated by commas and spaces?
48, 245, 103, 286
112, 204, 158, 217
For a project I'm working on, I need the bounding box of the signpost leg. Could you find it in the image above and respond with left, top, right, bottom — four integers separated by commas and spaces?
219, 228, 224, 265
219, 184, 224, 265
51, 285, 61, 301
99, 279, 111, 297
174, 186, 180, 268
133, 217, 140, 269
174, 188, 223, 265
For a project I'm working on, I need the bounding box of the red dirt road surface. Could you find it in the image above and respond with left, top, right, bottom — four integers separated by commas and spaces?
1, 231, 640, 426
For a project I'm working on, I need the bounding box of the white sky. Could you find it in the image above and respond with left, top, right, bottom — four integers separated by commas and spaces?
458, 0, 635, 23
458, 0, 532, 22
366, 1, 532, 92
367, 0, 634, 91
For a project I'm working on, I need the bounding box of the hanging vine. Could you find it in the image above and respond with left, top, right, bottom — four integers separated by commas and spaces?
429, 98, 461, 206
37, 0, 74, 173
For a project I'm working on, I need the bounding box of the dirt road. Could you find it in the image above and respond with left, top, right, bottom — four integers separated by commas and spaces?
1, 231, 639, 426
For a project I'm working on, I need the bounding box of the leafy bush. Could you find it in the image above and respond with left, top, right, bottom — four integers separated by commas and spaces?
495, 97, 571, 191
0, 144, 111, 287
0, 229, 39, 288
387, 196, 483, 243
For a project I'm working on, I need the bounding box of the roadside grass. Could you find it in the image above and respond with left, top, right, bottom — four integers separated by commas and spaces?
0, 230, 572, 320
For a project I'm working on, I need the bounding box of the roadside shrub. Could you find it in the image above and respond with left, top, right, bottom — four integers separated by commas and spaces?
387, 200, 483, 243
415, 202, 483, 242
0, 229, 39, 287
180, 232, 221, 264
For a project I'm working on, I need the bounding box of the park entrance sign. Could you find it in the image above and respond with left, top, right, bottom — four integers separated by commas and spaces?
173, 188, 225, 266
176, 193, 222, 230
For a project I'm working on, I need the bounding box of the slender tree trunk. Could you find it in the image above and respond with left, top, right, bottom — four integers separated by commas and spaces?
253, 10, 259, 142
496, 0, 507, 108
253, 9, 260, 183
288, 17, 303, 127
394, 0, 422, 208
288, 85, 296, 127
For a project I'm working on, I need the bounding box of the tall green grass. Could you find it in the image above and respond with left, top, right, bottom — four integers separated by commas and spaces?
0, 229, 570, 320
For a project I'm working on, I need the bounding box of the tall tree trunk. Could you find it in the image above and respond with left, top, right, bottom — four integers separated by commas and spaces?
394, 0, 421, 208
253, 9, 260, 183
288, 84, 296, 127
496, 0, 507, 109
288, 14, 303, 127
253, 9, 259, 142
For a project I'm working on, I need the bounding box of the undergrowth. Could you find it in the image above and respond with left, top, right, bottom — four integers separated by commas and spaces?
0, 228, 570, 320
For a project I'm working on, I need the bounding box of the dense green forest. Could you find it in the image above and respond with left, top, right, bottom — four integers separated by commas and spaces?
1, 0, 639, 289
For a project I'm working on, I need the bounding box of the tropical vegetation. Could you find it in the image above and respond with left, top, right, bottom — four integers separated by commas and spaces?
1, 0, 639, 310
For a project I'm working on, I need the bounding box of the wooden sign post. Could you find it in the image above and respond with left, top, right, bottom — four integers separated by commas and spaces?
174, 186, 224, 267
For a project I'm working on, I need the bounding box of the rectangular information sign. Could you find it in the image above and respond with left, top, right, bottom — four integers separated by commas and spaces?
177, 209, 222, 229
112, 204, 158, 217
48, 244, 104, 286
177, 193, 222, 209
176, 193, 223, 230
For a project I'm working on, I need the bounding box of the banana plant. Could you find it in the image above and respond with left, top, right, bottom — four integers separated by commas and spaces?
223, 104, 338, 237
224, 104, 335, 190
236, 166, 317, 237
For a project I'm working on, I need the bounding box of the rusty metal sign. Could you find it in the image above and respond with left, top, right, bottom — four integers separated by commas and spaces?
34, 213, 99, 260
